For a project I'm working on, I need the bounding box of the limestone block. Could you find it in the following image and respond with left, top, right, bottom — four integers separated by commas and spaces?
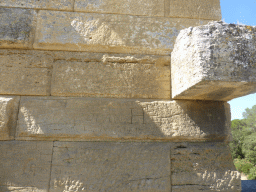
0, 141, 53, 192
171, 142, 241, 191
34, 10, 211, 55
0, 96, 20, 140
167, 0, 221, 20
51, 54, 171, 99
172, 21, 256, 101
0, 8, 37, 49
74, 0, 164, 17
0, 50, 52, 96
16, 97, 230, 141
0, 0, 74, 11
49, 142, 171, 192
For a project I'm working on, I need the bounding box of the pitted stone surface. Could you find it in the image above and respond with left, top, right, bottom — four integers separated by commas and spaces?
34, 10, 211, 55
74, 0, 164, 17
16, 97, 230, 141
0, 141, 53, 192
0, 8, 37, 49
0, 96, 20, 140
172, 21, 256, 101
171, 142, 241, 191
49, 142, 171, 192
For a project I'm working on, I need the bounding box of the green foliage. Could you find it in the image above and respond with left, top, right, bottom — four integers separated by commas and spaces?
248, 166, 256, 180
243, 105, 256, 132
242, 132, 256, 164
234, 158, 254, 174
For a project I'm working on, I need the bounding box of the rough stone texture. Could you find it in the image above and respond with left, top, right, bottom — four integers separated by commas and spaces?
0, 8, 37, 49
16, 97, 231, 141
34, 10, 211, 55
0, 50, 52, 96
0, 0, 74, 11
49, 142, 171, 192
51, 54, 171, 99
0, 96, 20, 140
74, 0, 164, 17
167, 0, 221, 20
171, 142, 241, 191
0, 141, 53, 192
172, 21, 256, 101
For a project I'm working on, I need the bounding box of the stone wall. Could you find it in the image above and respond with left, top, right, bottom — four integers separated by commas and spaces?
0, 0, 242, 191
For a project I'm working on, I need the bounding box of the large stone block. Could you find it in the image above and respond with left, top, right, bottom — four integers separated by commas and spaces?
0, 96, 20, 140
171, 142, 241, 191
74, 0, 164, 17
0, 141, 53, 192
0, 8, 37, 49
16, 97, 230, 141
0, 0, 74, 11
172, 21, 256, 101
33, 10, 211, 55
49, 142, 171, 192
166, 0, 221, 20
0, 50, 52, 96
51, 54, 171, 99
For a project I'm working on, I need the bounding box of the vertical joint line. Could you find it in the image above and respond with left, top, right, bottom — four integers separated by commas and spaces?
47, 141, 54, 192
131, 109, 133, 124
72, 0, 75, 12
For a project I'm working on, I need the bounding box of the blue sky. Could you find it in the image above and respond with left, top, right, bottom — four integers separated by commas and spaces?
220, 0, 256, 120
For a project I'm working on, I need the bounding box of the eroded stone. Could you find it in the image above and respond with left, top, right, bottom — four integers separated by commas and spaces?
0, 8, 37, 49
171, 21, 256, 101
0, 96, 20, 140
16, 97, 230, 141
49, 142, 171, 192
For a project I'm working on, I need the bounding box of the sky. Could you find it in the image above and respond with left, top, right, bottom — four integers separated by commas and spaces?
220, 0, 256, 120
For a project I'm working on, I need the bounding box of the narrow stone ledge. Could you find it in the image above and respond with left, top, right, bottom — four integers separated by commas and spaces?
0, 8, 37, 49
33, 10, 211, 55
0, 96, 20, 140
16, 97, 231, 142
172, 21, 256, 101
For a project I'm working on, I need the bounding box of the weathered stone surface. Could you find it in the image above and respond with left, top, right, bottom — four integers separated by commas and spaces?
16, 97, 230, 141
0, 0, 74, 11
171, 142, 241, 191
74, 0, 164, 17
167, 0, 221, 20
0, 50, 52, 96
0, 141, 53, 192
34, 10, 211, 55
172, 21, 256, 101
0, 8, 37, 49
0, 96, 20, 140
51, 54, 171, 99
49, 142, 171, 192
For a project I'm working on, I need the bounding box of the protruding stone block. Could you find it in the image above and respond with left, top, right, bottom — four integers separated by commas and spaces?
74, 0, 164, 17
16, 97, 231, 141
0, 96, 20, 140
0, 141, 53, 191
171, 142, 241, 191
0, 8, 37, 49
34, 10, 211, 55
0, 0, 74, 11
49, 142, 171, 192
167, 0, 221, 20
172, 21, 256, 101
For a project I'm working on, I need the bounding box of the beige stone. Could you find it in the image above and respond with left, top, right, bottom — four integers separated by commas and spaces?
0, 141, 53, 192
0, 96, 20, 140
51, 54, 171, 99
0, 8, 37, 49
74, 0, 164, 17
171, 142, 241, 191
0, 0, 74, 11
34, 10, 211, 55
172, 21, 256, 101
49, 142, 171, 192
167, 0, 221, 20
0, 50, 52, 96
16, 97, 230, 141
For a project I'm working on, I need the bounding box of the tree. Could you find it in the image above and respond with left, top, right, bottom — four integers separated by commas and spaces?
242, 105, 256, 132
